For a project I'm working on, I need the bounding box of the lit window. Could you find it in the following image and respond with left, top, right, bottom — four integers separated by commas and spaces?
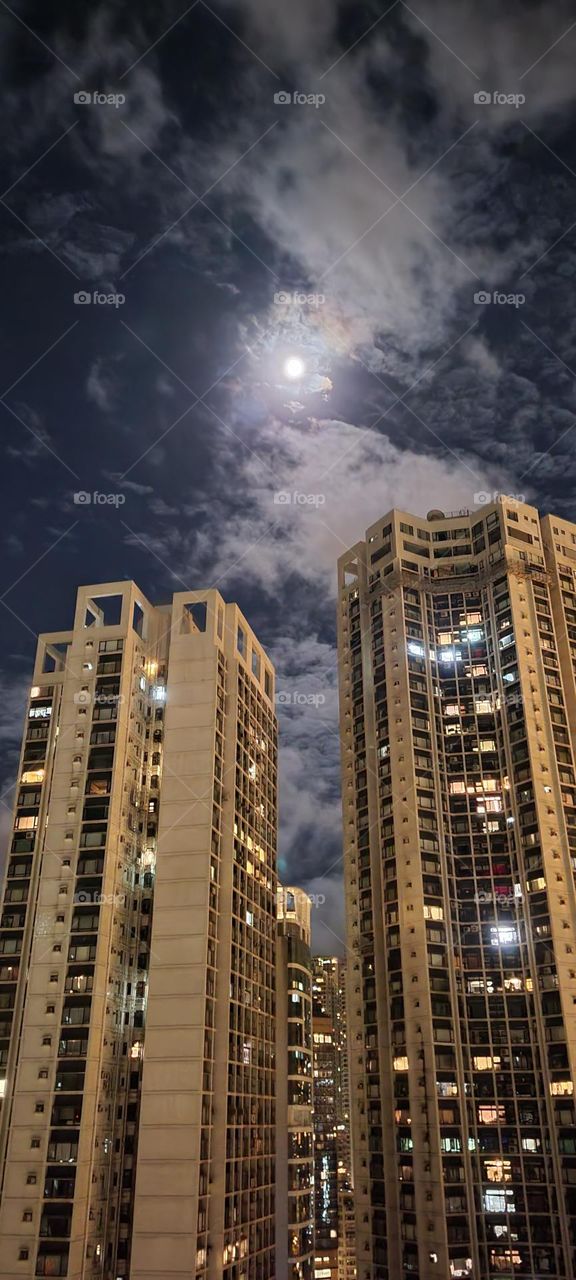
393, 1056, 409, 1071
441, 1136, 461, 1152
439, 647, 461, 663
479, 798, 503, 814
489, 1250, 521, 1270
485, 1158, 511, 1183
484, 1190, 515, 1212
408, 641, 424, 657
550, 1080, 573, 1096
490, 926, 517, 947
21, 769, 44, 784
478, 1105, 505, 1124
423, 905, 443, 921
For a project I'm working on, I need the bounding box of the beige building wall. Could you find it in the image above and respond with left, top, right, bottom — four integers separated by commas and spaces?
131, 592, 278, 1280
0, 581, 168, 1279
0, 582, 278, 1280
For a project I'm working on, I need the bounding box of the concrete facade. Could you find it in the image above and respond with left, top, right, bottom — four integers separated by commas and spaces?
0, 583, 278, 1280
338, 501, 576, 1280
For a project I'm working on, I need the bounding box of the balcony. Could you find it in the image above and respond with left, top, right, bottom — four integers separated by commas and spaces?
39, 1211, 72, 1239
36, 1251, 69, 1277
51, 1097, 82, 1127
44, 1170, 76, 1200
46, 1136, 78, 1164
55, 1070, 85, 1092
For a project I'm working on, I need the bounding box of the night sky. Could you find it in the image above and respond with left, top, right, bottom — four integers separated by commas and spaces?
2, 0, 576, 950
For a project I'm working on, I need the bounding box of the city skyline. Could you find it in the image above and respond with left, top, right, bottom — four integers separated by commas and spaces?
3, 497, 576, 1277
2, 0, 576, 939
2, 3, 576, 1276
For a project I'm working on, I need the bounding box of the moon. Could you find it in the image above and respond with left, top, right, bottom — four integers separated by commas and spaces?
283, 355, 306, 380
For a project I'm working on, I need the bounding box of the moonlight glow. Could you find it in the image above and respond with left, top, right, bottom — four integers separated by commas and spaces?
284, 355, 306, 380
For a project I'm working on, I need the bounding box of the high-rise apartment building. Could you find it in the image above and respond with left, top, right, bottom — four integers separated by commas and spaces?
276, 887, 314, 1280
337, 1190, 356, 1280
0, 581, 278, 1280
338, 501, 576, 1280
312, 958, 352, 1280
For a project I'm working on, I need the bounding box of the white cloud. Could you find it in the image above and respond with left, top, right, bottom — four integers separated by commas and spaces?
399, 1, 576, 122
194, 413, 502, 597
87, 359, 116, 410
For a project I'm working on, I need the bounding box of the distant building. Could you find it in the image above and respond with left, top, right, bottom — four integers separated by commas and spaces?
312, 957, 353, 1280
337, 1189, 357, 1280
277, 887, 315, 1280
338, 501, 576, 1279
